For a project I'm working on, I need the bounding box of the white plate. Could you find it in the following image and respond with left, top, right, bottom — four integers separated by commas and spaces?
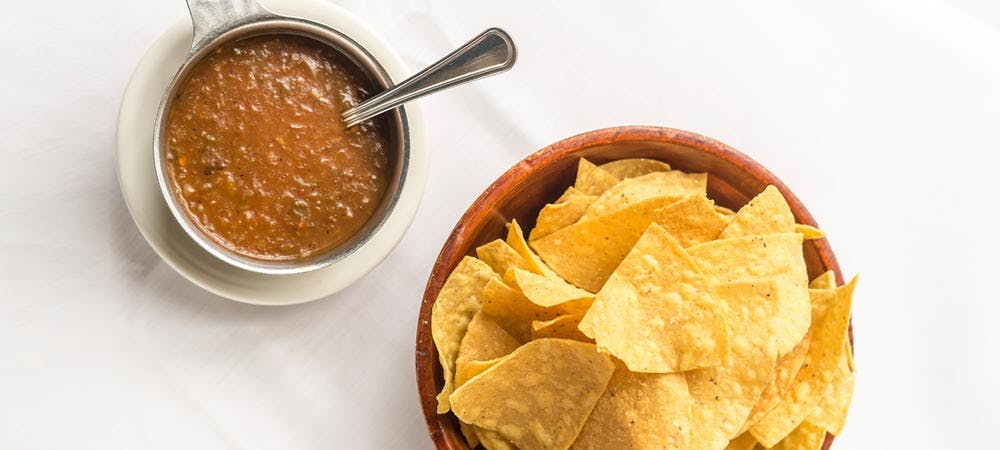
115, 0, 427, 305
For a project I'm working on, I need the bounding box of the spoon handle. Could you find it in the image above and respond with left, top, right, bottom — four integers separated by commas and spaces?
342, 28, 516, 127
185, 0, 271, 53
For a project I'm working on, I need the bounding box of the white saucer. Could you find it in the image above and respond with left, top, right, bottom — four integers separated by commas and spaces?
115, 0, 427, 305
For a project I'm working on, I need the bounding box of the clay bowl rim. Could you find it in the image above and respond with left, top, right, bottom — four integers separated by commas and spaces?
415, 125, 850, 450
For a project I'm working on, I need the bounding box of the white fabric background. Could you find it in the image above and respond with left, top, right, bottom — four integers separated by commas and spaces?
2, 0, 999, 448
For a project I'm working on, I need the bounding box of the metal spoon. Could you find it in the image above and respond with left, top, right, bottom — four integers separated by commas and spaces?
342, 28, 516, 127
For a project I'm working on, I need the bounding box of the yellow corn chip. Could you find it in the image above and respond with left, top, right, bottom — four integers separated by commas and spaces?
482, 278, 565, 342
477, 239, 531, 276
456, 357, 503, 387
507, 219, 560, 278
478, 428, 518, 450
512, 268, 593, 309
579, 224, 729, 373
808, 288, 839, 318
750, 277, 856, 447
715, 204, 736, 216
503, 268, 592, 316
575, 158, 620, 195
652, 195, 730, 247
581, 170, 707, 220
686, 282, 781, 448
795, 224, 825, 240
845, 339, 855, 372
431, 257, 498, 413
724, 432, 758, 450
531, 314, 592, 342
531, 189, 598, 241
744, 331, 811, 432
456, 311, 522, 382
747, 284, 841, 433
532, 196, 679, 292
460, 421, 481, 448
571, 361, 692, 449
688, 233, 811, 356
451, 339, 615, 450
809, 271, 836, 290
771, 421, 826, 450
807, 349, 854, 435
598, 157, 672, 179
555, 186, 584, 203
719, 186, 795, 239
808, 284, 855, 387
500, 267, 520, 289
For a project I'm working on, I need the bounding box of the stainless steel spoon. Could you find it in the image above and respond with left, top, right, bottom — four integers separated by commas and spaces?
342, 28, 517, 127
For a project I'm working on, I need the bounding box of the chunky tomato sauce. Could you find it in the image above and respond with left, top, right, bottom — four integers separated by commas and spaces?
165, 35, 392, 260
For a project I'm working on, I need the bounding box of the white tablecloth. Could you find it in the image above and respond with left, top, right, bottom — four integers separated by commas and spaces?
3, 0, 999, 448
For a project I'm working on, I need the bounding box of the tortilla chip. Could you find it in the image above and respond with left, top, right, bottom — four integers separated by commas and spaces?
686, 282, 781, 448
456, 311, 522, 383
478, 428, 518, 450
845, 339, 855, 372
744, 331, 811, 432
688, 233, 811, 356
431, 257, 498, 413
598, 158, 671, 179
795, 224, 825, 240
581, 171, 707, 220
500, 267, 519, 288
571, 362, 692, 449
809, 271, 836, 290
450, 339, 615, 450
750, 277, 856, 447
460, 421, 481, 449
555, 186, 583, 203
532, 196, 679, 292
575, 158, 620, 195
652, 195, 730, 247
482, 278, 564, 342
715, 205, 736, 216
807, 282, 853, 389
771, 421, 826, 450
476, 239, 531, 276
531, 189, 598, 241
807, 349, 854, 435
501, 268, 591, 314
747, 285, 841, 432
531, 314, 592, 342
456, 357, 504, 387
719, 186, 795, 239
808, 288, 839, 318
512, 268, 593, 311
578, 224, 729, 373
724, 432, 758, 450
507, 219, 560, 278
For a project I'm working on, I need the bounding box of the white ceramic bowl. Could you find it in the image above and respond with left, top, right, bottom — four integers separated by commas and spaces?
116, 0, 428, 305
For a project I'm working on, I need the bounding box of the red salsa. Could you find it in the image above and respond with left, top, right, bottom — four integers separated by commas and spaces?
165, 34, 392, 260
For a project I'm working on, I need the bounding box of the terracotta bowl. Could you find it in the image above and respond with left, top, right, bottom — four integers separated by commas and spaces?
415, 126, 850, 450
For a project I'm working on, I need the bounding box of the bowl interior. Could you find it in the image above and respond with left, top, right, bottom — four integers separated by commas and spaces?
415, 126, 844, 449
153, 18, 410, 275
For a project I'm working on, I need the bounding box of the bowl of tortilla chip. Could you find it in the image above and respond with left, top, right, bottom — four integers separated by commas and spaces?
416, 126, 855, 450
